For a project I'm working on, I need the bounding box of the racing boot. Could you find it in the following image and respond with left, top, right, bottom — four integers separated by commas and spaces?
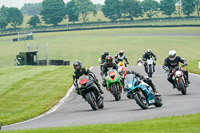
151, 84, 160, 96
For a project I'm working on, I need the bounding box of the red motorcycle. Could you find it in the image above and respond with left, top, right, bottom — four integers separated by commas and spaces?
171, 65, 188, 95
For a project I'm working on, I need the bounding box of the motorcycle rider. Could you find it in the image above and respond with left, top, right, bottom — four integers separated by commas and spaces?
73, 60, 104, 94
99, 51, 109, 76
102, 55, 122, 91
118, 66, 160, 96
99, 51, 109, 64
142, 49, 157, 72
114, 50, 129, 66
163, 50, 190, 88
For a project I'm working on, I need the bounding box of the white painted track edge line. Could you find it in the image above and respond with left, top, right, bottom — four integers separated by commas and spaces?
3, 66, 94, 128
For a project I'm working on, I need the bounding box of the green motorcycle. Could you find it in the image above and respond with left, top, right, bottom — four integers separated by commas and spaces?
105, 69, 123, 101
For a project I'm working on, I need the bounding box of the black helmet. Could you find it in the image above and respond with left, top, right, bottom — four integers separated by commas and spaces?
104, 51, 109, 56
146, 49, 151, 55
73, 60, 82, 71
105, 55, 113, 65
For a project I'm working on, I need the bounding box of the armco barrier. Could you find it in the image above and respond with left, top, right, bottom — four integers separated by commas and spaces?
1, 24, 200, 37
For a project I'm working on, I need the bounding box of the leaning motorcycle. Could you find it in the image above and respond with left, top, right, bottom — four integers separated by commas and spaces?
78, 75, 104, 110
171, 65, 188, 95
124, 74, 162, 109
105, 69, 122, 101
144, 58, 155, 77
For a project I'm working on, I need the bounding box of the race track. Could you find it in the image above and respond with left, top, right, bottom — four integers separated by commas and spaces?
2, 66, 200, 130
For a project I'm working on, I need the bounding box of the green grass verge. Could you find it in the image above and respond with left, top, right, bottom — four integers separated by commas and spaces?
0, 66, 73, 125
1, 27, 200, 67
186, 59, 200, 75
2, 113, 200, 133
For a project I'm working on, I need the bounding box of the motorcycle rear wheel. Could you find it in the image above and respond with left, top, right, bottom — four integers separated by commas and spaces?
154, 96, 163, 107
85, 92, 98, 110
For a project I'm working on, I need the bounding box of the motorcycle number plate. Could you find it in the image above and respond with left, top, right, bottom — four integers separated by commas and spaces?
149, 99, 155, 104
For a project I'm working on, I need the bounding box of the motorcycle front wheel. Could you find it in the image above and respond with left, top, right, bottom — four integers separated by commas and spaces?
148, 66, 152, 77
85, 92, 98, 110
112, 84, 121, 101
134, 91, 148, 109
178, 79, 187, 95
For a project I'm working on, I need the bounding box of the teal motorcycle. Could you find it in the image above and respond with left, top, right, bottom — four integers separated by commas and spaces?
124, 74, 162, 109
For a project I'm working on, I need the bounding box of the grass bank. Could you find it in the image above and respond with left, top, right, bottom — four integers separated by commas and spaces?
0, 66, 73, 125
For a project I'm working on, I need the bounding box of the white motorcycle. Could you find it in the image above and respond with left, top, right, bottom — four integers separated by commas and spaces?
145, 58, 155, 77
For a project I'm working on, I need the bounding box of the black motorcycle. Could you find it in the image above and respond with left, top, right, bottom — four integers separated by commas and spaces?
78, 76, 104, 110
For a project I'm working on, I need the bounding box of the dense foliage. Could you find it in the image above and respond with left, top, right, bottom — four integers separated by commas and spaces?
1, 0, 200, 30
40, 0, 66, 26
27, 15, 41, 27
21, 3, 42, 16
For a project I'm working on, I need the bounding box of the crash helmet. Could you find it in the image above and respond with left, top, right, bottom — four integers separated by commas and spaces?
73, 60, 82, 71
118, 66, 127, 78
168, 50, 176, 61
104, 51, 109, 56
119, 50, 124, 57
146, 49, 151, 55
105, 55, 113, 65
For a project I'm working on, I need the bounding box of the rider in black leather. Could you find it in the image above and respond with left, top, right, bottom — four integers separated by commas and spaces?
100, 51, 109, 63
163, 50, 190, 88
73, 60, 103, 94
142, 49, 157, 72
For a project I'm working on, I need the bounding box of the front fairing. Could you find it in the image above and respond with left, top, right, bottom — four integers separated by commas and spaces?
124, 74, 136, 92
105, 69, 121, 83
147, 58, 153, 65
78, 76, 94, 93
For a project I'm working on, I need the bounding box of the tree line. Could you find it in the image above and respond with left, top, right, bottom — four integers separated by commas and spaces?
0, 0, 200, 30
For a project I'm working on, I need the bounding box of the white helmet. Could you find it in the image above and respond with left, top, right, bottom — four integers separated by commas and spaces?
118, 66, 127, 78
169, 50, 176, 61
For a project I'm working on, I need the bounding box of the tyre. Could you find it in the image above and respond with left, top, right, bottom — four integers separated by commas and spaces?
98, 98, 104, 109
112, 84, 120, 101
179, 79, 187, 95
85, 92, 98, 110
148, 66, 152, 77
134, 91, 148, 109
154, 97, 163, 107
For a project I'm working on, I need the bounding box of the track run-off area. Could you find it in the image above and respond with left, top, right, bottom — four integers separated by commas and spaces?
2, 65, 200, 131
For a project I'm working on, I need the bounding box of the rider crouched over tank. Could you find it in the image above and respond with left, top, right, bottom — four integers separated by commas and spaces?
101, 55, 123, 91
72, 60, 104, 95
163, 50, 190, 88
117, 66, 160, 98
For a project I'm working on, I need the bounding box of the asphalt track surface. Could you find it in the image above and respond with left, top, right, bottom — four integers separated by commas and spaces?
2, 66, 200, 131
